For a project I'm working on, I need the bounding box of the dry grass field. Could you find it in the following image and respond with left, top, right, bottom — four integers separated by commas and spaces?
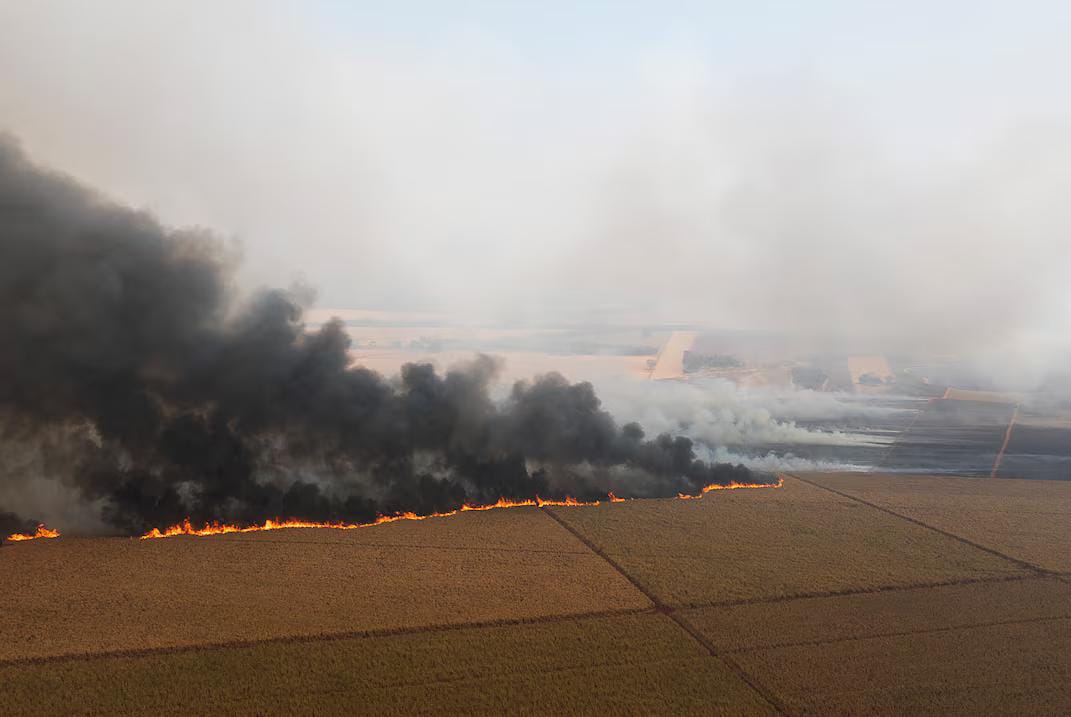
546, 476, 1024, 605
799, 472, 1071, 571
683, 576, 1071, 714
0, 508, 647, 661
1, 611, 774, 717
4, 471, 1071, 714
728, 614, 1071, 715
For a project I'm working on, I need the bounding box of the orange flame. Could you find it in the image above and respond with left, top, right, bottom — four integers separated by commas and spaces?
679, 476, 784, 499
701, 476, 784, 493
140, 478, 784, 540
6, 524, 61, 542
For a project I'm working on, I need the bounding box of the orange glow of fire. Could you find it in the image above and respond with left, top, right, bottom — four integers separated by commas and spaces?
6, 524, 61, 542
679, 476, 784, 499
140, 477, 784, 540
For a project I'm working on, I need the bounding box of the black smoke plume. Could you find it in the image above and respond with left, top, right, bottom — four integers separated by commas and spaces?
0, 136, 763, 535
0, 509, 39, 540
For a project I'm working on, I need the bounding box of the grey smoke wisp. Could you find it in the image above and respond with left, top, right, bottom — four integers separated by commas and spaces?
0, 138, 760, 535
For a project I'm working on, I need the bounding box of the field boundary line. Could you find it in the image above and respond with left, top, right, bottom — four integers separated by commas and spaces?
674, 573, 1047, 611
786, 473, 1055, 576
0, 606, 651, 668
723, 612, 1071, 655
541, 506, 792, 716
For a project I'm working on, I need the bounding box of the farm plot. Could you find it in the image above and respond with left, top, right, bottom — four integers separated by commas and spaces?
221, 503, 592, 551
0, 508, 648, 662
727, 615, 1071, 714
546, 476, 1023, 606
996, 423, 1071, 480
799, 472, 1071, 572
0, 611, 775, 717
682, 575, 1071, 653
879, 399, 1016, 474
682, 576, 1071, 714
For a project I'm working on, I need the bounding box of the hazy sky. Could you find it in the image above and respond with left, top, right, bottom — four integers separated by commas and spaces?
1, 1, 1069, 377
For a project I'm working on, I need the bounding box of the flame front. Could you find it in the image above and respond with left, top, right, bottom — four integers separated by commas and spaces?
141, 477, 784, 540
6, 524, 61, 542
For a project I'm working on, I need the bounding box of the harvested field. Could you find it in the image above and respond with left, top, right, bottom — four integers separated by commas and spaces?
649, 330, 697, 380
546, 475, 1024, 605
799, 472, 1071, 571
1, 612, 774, 717
0, 508, 648, 661
847, 354, 893, 385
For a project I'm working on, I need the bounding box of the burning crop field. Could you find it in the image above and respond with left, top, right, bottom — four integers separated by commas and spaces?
5, 2, 1071, 713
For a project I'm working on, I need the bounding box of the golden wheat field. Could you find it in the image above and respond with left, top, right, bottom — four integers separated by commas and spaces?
545, 476, 1024, 605
1, 612, 774, 717
3, 472, 1071, 715
799, 472, 1071, 572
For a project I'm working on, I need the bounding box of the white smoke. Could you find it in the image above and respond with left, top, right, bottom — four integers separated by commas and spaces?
593, 376, 910, 448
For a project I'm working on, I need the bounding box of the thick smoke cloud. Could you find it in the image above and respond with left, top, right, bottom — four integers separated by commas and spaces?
0, 138, 758, 535
0, 509, 38, 540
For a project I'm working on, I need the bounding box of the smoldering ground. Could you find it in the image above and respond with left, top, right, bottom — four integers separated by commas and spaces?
0, 138, 761, 536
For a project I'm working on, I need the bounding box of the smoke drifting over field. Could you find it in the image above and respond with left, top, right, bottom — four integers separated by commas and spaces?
2, 2, 1070, 392
0, 139, 758, 535
598, 378, 909, 447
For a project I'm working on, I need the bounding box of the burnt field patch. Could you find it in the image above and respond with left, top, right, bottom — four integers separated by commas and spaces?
878, 399, 1017, 475
996, 424, 1071, 480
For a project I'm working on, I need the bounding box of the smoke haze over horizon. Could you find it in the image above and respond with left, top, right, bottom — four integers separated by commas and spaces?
1, 1, 1070, 390
2, 3, 1071, 534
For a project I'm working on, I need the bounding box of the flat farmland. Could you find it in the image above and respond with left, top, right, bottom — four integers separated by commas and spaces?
0, 508, 648, 661
800, 472, 1071, 571
997, 422, 1071, 480
546, 475, 1024, 606
682, 575, 1071, 653
878, 399, 1017, 474
4, 471, 1071, 714
1, 611, 774, 717
725, 614, 1071, 715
